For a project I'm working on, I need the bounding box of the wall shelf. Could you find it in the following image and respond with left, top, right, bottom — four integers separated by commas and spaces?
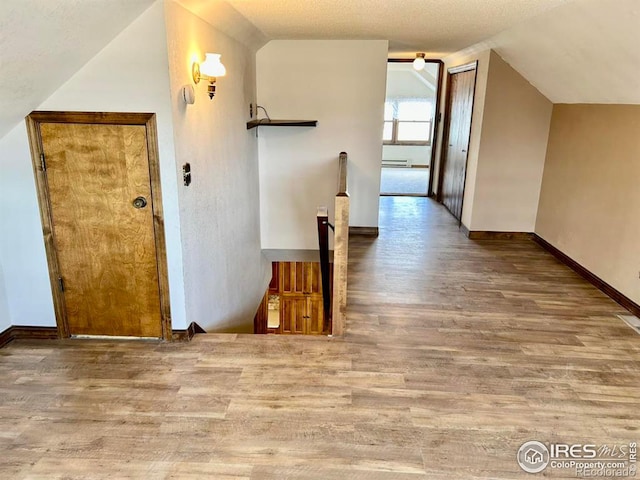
246, 119, 318, 130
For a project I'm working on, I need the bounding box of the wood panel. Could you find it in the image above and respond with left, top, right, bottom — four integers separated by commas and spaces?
466, 231, 534, 241
439, 63, 477, 221
280, 296, 307, 334
268, 262, 331, 335
40, 123, 162, 338
0, 326, 58, 349
26, 112, 171, 340
279, 262, 322, 295
332, 194, 350, 336
253, 290, 270, 335
348, 227, 379, 237
306, 296, 325, 335
171, 322, 206, 342
269, 262, 279, 293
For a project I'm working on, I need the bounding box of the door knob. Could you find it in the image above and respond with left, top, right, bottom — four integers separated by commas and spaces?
132, 196, 148, 209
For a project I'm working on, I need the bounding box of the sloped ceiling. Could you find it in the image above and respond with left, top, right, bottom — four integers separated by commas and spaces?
193, 0, 568, 56
479, 0, 640, 103
0, 0, 155, 138
175, 0, 268, 51
1, 0, 636, 140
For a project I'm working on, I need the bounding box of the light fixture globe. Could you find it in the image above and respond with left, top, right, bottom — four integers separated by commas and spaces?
413, 53, 426, 71
200, 53, 226, 77
192, 53, 227, 100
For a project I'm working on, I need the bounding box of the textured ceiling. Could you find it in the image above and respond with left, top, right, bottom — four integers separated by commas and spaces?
479, 0, 640, 103
0, 0, 155, 138
2, 0, 635, 141
175, 0, 267, 51
219, 0, 569, 55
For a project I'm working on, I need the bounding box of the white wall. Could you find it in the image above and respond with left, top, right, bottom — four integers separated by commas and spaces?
0, 261, 11, 332
485, 0, 640, 105
385, 70, 436, 99
164, 1, 269, 333
469, 51, 552, 231
0, 1, 188, 329
382, 145, 431, 167
0, 123, 58, 327
257, 40, 388, 249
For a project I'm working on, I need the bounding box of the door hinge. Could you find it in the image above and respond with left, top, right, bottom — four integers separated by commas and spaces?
40, 153, 46, 171
58, 276, 64, 292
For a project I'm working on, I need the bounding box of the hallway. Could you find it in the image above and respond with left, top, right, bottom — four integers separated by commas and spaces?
379, 167, 429, 195
1, 197, 639, 479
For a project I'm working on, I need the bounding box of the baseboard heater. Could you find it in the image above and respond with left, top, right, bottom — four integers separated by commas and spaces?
382, 158, 411, 168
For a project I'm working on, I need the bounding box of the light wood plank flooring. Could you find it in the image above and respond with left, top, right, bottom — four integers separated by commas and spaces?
1, 196, 639, 479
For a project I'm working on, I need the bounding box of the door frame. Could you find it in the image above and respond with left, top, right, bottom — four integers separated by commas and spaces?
25, 111, 172, 340
387, 58, 444, 197
436, 61, 479, 222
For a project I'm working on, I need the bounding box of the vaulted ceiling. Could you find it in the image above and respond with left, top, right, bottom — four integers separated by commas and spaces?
483, 0, 640, 103
181, 0, 568, 56
0, 0, 155, 138
1, 0, 638, 140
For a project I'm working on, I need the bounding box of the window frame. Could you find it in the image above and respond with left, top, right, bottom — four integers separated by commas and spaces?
383, 99, 433, 146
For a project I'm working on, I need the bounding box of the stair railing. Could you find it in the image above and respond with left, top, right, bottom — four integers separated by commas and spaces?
316, 152, 349, 336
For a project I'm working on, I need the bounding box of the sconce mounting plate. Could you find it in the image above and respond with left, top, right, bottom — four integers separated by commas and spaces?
192, 62, 201, 84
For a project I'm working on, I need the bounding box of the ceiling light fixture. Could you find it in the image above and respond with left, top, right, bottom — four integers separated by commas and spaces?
413, 53, 426, 71
192, 53, 227, 99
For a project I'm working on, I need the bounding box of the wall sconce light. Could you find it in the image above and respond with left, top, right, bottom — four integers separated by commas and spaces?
413, 52, 426, 71
192, 53, 226, 99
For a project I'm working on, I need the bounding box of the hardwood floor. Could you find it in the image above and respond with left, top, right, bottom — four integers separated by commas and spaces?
2, 196, 639, 479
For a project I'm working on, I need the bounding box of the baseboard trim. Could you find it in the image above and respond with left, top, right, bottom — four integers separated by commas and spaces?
0, 325, 58, 348
468, 231, 533, 240
533, 234, 640, 318
0, 327, 12, 348
349, 226, 379, 237
380, 193, 428, 197
0, 322, 207, 348
172, 321, 206, 342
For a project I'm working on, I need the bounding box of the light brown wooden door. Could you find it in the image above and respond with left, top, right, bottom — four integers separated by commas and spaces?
306, 296, 325, 335
280, 295, 325, 335
439, 63, 477, 221
37, 121, 164, 337
280, 296, 307, 334
266, 262, 329, 335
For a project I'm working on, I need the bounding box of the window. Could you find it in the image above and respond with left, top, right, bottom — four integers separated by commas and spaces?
383, 99, 433, 145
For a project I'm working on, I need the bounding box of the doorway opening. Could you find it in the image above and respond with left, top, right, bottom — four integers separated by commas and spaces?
381, 58, 443, 197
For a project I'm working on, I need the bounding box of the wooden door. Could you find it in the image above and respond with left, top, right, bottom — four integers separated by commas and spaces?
280, 296, 325, 335
27, 112, 170, 339
279, 261, 324, 335
280, 296, 307, 334
306, 296, 325, 335
439, 62, 477, 221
